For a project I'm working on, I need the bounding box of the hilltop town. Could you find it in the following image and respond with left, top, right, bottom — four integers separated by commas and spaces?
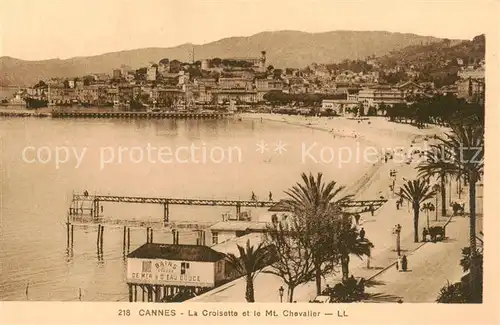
4, 34, 485, 114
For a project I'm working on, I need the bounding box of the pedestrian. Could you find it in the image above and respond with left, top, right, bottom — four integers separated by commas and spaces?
370, 205, 374, 216
354, 214, 361, 225
359, 228, 365, 241
251, 192, 256, 201
396, 256, 402, 271
396, 200, 400, 210
422, 228, 428, 242
269, 191, 273, 201
401, 255, 408, 272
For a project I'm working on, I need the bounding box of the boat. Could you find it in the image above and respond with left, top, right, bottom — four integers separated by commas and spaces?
25, 97, 48, 109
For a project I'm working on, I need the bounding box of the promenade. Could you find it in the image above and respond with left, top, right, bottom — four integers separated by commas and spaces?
190, 126, 454, 303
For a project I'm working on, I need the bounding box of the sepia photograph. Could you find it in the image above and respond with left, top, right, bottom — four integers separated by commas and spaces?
0, 0, 498, 324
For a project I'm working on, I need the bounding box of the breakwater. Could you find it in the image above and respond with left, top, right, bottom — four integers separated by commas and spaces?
51, 111, 231, 119
0, 110, 51, 118
0, 110, 233, 119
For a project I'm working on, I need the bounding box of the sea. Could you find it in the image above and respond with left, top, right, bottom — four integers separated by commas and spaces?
0, 113, 375, 301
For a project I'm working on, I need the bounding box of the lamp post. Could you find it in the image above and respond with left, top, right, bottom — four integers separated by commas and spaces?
279, 286, 284, 303
432, 184, 440, 221
393, 224, 402, 256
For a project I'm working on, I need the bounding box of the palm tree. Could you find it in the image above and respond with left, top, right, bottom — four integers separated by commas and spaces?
335, 216, 374, 282
226, 240, 270, 302
439, 123, 484, 302
418, 145, 455, 217
398, 179, 436, 242
421, 202, 435, 229
283, 172, 353, 295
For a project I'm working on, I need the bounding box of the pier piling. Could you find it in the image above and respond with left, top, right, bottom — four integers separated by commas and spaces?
100, 226, 104, 253
128, 284, 133, 302
123, 226, 127, 255
97, 225, 101, 248
127, 227, 131, 253
66, 222, 70, 247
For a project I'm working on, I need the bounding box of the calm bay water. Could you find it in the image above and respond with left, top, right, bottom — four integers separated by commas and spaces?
0, 116, 373, 301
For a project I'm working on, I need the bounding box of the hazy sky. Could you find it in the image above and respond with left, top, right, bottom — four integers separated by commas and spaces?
0, 0, 496, 61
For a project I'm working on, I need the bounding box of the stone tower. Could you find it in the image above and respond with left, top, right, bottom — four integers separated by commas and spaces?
259, 51, 267, 72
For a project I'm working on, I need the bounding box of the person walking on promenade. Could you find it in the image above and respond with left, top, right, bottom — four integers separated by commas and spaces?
269, 191, 273, 201
369, 205, 374, 216
396, 200, 400, 210
251, 192, 256, 201
401, 255, 408, 272
396, 256, 402, 271
359, 228, 365, 241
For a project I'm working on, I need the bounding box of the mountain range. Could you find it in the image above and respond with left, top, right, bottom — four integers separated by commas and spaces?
0, 30, 463, 87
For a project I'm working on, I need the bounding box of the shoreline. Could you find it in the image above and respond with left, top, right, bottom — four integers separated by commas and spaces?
241, 113, 441, 198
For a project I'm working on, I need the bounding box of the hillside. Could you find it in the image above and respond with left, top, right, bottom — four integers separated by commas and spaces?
377, 34, 485, 86
0, 30, 454, 86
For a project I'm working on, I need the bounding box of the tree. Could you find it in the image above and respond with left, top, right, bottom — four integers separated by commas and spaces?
398, 179, 436, 242
34, 80, 47, 88
439, 123, 484, 302
211, 58, 222, 67
418, 145, 455, 217
263, 221, 316, 302
225, 240, 271, 302
282, 172, 353, 295
421, 202, 435, 229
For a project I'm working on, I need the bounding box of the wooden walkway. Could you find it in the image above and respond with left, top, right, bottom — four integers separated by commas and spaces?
69, 193, 388, 225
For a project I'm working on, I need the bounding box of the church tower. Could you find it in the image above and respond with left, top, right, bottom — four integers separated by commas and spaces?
259, 51, 267, 72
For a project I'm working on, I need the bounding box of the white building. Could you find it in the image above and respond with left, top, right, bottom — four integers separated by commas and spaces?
321, 99, 359, 115
208, 221, 269, 245
357, 88, 405, 107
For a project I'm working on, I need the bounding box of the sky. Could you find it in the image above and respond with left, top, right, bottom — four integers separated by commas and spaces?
0, 0, 497, 61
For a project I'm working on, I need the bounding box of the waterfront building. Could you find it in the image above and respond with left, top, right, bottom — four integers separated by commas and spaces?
213, 89, 257, 104
208, 221, 269, 245
48, 86, 76, 105
156, 88, 185, 107
126, 243, 228, 301
255, 78, 283, 101
321, 99, 359, 115
357, 87, 405, 107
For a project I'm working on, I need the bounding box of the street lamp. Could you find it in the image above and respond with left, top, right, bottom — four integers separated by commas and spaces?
392, 224, 402, 256
432, 184, 440, 221
278, 286, 284, 303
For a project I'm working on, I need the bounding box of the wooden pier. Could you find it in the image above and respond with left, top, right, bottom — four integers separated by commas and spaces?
69, 192, 388, 224
65, 192, 388, 261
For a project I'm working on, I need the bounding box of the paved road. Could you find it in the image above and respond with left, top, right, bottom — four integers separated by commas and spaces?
364, 216, 470, 303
